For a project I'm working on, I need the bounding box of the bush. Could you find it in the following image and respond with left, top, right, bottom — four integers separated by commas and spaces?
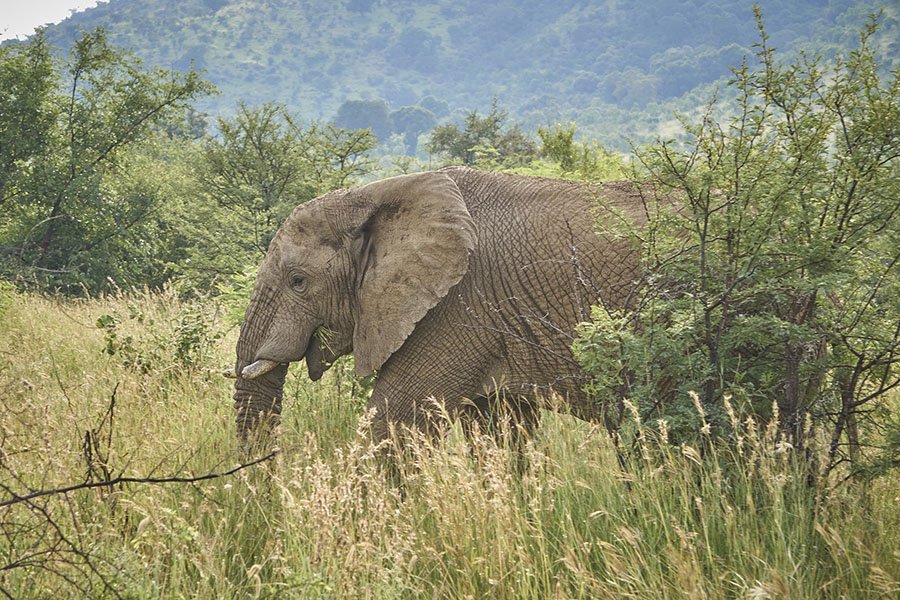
575, 12, 900, 478
96, 289, 224, 376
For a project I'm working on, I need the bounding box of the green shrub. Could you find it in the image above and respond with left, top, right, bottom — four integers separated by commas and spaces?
575, 13, 900, 476
96, 294, 223, 375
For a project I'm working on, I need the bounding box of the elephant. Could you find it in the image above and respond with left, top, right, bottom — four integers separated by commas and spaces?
230, 167, 646, 449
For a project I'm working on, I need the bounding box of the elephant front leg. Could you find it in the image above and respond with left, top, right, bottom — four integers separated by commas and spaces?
365, 391, 454, 456
366, 385, 540, 475
363, 330, 508, 470
363, 391, 451, 483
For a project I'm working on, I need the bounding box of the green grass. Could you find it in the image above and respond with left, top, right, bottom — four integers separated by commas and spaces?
1, 289, 898, 598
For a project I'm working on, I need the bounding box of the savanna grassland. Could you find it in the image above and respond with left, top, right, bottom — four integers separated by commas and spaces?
1, 287, 898, 599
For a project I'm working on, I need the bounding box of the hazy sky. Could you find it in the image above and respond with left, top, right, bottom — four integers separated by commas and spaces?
1, 1, 100, 41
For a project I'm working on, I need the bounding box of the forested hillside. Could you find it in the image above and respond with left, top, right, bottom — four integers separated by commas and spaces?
28, 0, 899, 147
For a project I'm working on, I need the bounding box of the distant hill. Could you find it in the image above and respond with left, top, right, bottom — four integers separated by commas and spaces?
24, 0, 900, 147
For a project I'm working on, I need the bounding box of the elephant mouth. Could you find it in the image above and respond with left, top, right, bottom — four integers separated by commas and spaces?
235, 329, 334, 383
304, 331, 328, 382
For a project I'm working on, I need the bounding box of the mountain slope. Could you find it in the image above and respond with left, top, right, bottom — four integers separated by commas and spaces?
33, 0, 899, 146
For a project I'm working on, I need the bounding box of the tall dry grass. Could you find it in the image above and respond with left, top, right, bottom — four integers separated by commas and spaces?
0, 287, 898, 598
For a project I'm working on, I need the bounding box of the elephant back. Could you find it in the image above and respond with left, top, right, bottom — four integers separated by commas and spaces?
439, 167, 646, 313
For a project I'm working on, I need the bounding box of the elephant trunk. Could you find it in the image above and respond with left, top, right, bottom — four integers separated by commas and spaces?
233, 363, 288, 441
232, 286, 289, 443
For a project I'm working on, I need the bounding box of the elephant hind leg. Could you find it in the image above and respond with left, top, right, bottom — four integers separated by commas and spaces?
459, 393, 540, 470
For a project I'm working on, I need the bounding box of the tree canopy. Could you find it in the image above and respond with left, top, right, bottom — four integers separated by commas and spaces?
0, 31, 377, 295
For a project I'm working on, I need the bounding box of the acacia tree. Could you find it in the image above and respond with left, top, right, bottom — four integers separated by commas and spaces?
428, 100, 537, 167
194, 104, 375, 292
200, 104, 376, 254
575, 12, 900, 478
289, 120, 376, 192
199, 103, 308, 255
0, 28, 212, 293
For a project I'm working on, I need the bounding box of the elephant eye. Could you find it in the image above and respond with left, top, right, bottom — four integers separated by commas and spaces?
290, 274, 306, 290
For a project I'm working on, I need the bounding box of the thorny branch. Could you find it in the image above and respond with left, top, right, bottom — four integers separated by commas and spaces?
0, 446, 278, 596
0, 451, 278, 509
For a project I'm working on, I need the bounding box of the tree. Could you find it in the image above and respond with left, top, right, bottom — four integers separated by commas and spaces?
200, 103, 310, 255
575, 12, 900, 478
427, 101, 537, 167
333, 99, 392, 142
0, 28, 212, 293
290, 121, 376, 191
390, 105, 436, 155
193, 104, 375, 287
0, 33, 56, 212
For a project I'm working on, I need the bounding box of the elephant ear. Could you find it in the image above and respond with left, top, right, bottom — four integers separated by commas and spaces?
350, 172, 476, 377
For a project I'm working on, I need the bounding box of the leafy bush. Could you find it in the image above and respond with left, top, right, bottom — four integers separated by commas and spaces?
97, 294, 223, 375
575, 13, 900, 478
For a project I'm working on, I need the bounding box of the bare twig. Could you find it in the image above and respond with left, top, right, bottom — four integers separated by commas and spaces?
0, 452, 278, 509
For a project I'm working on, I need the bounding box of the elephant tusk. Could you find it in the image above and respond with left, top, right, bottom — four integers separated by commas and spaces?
241, 359, 282, 380
222, 368, 237, 379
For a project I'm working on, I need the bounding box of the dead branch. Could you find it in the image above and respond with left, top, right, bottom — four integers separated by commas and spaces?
0, 451, 278, 509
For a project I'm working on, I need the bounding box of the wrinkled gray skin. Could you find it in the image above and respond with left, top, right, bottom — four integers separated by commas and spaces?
232, 167, 645, 446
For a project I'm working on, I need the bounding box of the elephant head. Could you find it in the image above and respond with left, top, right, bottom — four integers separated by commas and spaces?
231, 172, 477, 439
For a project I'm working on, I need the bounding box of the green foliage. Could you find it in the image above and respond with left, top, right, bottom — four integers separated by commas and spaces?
2, 93, 375, 298
0, 28, 381, 298
293, 121, 377, 191
0, 28, 213, 294
96, 294, 223, 374
536, 122, 629, 181
215, 265, 258, 327
199, 103, 317, 255
0, 33, 56, 204
428, 100, 538, 168
575, 14, 900, 477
